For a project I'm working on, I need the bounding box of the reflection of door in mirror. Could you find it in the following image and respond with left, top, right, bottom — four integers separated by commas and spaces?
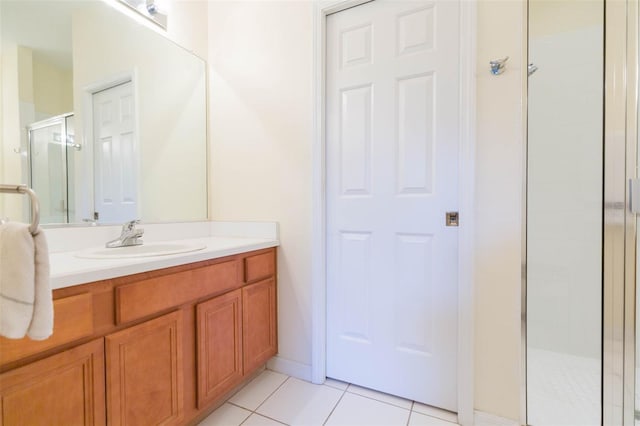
28, 113, 75, 224
92, 81, 138, 223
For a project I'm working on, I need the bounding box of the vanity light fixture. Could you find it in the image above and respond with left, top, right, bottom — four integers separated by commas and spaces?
118, 0, 168, 29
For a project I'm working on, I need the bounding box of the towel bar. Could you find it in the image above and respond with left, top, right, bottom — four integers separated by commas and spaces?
0, 184, 40, 234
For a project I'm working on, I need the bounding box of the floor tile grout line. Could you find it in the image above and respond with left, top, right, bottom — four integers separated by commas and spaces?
237, 408, 253, 426
346, 384, 456, 423
407, 401, 415, 426
232, 376, 291, 426
227, 401, 253, 412
344, 388, 413, 412
247, 412, 290, 426
410, 401, 458, 424
204, 373, 459, 426
322, 387, 349, 426
226, 372, 291, 424
253, 375, 292, 414
411, 408, 458, 424
323, 382, 350, 391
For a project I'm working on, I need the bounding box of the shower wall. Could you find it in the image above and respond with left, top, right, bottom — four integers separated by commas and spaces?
527, 24, 603, 359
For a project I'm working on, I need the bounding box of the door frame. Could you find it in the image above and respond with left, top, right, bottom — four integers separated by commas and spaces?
311, 1, 476, 424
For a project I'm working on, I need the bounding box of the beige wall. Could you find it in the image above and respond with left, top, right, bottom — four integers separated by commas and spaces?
474, 0, 525, 420
167, 0, 209, 61
208, 0, 315, 367
17, 47, 33, 105
32, 56, 73, 117
207, 0, 526, 422
0, 43, 24, 219
530, 0, 602, 38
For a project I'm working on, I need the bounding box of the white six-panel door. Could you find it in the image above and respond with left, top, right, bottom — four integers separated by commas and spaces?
326, 0, 460, 411
93, 81, 138, 223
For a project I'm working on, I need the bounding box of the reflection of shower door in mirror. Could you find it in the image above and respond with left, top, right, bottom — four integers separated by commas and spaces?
28, 113, 75, 224
93, 81, 138, 223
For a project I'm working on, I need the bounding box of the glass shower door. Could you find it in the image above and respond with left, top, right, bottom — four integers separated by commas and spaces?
28, 113, 74, 224
526, 0, 604, 424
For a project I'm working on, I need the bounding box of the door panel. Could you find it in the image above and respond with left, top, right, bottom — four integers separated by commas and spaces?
326, 0, 460, 411
93, 81, 137, 223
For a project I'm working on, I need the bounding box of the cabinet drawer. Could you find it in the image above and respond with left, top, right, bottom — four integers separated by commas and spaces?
0, 292, 94, 365
244, 250, 276, 283
116, 259, 241, 324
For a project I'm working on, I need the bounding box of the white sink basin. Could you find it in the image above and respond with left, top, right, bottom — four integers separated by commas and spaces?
76, 242, 207, 259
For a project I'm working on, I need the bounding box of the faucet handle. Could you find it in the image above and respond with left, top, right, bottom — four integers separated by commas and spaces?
123, 219, 140, 232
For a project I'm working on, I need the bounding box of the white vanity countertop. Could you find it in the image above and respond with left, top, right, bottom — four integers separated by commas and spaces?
45, 220, 280, 289
50, 236, 278, 290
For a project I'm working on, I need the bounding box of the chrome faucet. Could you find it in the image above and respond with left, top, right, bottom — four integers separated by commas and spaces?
106, 220, 144, 248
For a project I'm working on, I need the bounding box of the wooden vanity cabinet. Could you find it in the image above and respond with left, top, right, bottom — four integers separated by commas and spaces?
242, 278, 277, 373
194, 250, 278, 410
196, 289, 243, 408
106, 311, 184, 426
0, 247, 277, 426
0, 338, 105, 426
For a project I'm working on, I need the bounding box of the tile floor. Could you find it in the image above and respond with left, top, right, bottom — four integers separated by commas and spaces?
527, 348, 600, 426
198, 370, 459, 426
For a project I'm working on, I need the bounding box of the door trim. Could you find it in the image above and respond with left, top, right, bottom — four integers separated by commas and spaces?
311, 1, 476, 424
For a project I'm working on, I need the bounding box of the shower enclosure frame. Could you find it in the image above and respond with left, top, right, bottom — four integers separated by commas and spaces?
602, 0, 634, 423
620, 0, 640, 424
603, 0, 640, 423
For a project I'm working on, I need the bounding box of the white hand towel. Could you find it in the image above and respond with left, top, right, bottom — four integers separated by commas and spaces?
27, 227, 52, 340
0, 222, 53, 340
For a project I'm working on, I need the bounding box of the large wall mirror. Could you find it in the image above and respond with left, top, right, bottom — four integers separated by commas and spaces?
1, 0, 207, 225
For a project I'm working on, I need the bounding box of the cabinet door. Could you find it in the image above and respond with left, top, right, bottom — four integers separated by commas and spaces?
242, 278, 277, 373
196, 289, 242, 408
106, 311, 183, 426
0, 338, 105, 425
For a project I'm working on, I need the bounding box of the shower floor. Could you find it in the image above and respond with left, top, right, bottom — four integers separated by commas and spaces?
528, 348, 600, 426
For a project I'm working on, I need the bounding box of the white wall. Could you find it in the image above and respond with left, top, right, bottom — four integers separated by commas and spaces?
207, 0, 526, 422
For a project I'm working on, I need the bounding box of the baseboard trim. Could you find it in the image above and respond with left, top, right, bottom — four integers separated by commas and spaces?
266, 356, 312, 382
474, 410, 520, 426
